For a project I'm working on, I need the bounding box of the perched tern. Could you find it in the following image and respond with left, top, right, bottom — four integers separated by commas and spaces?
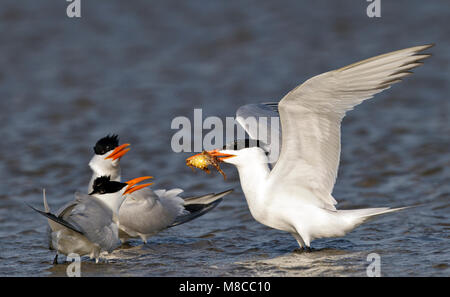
88, 135, 233, 242
93, 175, 232, 243
28, 176, 151, 263
188, 44, 433, 250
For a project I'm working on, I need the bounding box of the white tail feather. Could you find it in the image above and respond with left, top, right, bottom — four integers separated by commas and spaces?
339, 206, 410, 227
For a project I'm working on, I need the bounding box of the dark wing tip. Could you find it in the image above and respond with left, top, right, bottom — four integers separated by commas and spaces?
217, 189, 234, 196
27, 203, 84, 235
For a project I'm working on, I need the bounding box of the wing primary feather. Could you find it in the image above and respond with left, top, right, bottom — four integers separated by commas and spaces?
27, 203, 84, 235
269, 44, 432, 210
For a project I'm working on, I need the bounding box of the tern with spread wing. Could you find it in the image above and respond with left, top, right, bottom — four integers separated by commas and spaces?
88, 135, 233, 242
188, 44, 433, 250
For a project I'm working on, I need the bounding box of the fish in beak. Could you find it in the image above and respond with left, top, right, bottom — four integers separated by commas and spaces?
186, 150, 235, 180
123, 176, 154, 195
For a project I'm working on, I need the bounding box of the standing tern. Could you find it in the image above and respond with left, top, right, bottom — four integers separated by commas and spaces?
88, 135, 233, 242
92, 175, 232, 243
28, 176, 151, 263
188, 44, 433, 250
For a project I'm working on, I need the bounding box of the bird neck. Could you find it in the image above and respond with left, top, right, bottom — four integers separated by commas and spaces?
95, 193, 124, 215
88, 157, 121, 192
234, 158, 271, 217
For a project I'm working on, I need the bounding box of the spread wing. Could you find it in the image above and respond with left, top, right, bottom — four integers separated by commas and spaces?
268, 44, 433, 210
236, 102, 281, 163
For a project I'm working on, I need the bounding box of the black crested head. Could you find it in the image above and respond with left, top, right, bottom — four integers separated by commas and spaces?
94, 134, 119, 155
223, 139, 262, 151
89, 175, 127, 195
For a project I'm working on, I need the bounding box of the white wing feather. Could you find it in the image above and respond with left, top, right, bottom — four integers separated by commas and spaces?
268, 44, 433, 210
236, 102, 281, 163
236, 102, 280, 141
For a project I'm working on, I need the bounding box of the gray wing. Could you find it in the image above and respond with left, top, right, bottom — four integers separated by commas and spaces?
119, 188, 184, 236
236, 102, 281, 163
27, 203, 84, 235
63, 192, 121, 252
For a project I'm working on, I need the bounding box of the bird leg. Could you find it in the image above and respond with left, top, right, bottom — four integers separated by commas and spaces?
292, 233, 305, 248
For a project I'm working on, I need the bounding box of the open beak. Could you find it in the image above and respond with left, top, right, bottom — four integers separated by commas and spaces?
105, 143, 131, 161
206, 149, 236, 161
186, 149, 236, 163
123, 176, 153, 195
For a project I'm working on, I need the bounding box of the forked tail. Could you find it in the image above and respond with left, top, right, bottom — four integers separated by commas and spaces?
182, 189, 233, 205
339, 206, 411, 228
170, 189, 233, 227
43, 189, 50, 212
27, 190, 84, 235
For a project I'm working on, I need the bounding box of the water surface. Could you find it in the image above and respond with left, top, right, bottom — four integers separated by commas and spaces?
0, 0, 449, 276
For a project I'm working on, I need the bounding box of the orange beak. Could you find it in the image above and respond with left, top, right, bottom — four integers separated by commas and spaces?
206, 149, 236, 160
186, 149, 236, 162
105, 143, 131, 161
123, 176, 153, 195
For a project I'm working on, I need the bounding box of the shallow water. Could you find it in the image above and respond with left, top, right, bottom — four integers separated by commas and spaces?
0, 0, 449, 276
